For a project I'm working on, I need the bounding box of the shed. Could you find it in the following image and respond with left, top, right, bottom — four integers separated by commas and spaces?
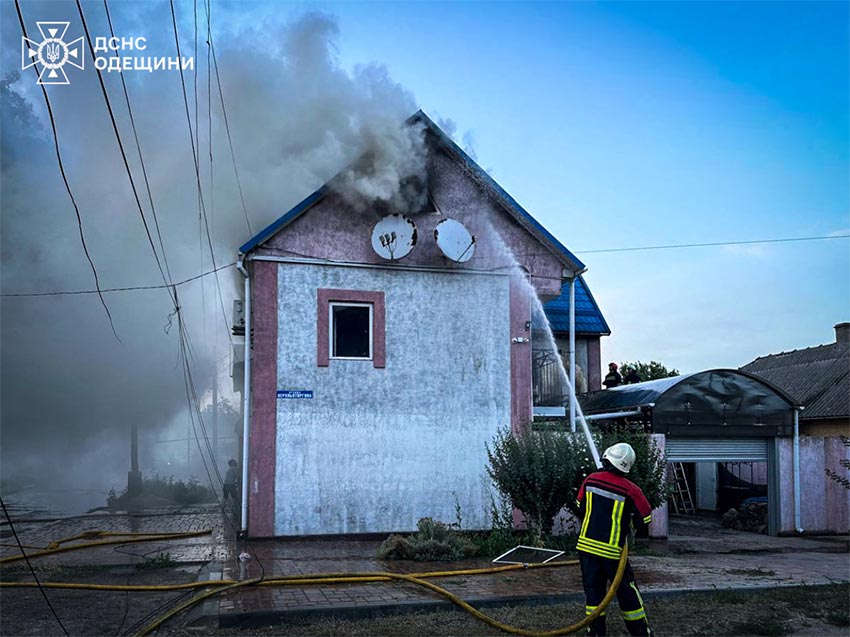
580, 369, 799, 535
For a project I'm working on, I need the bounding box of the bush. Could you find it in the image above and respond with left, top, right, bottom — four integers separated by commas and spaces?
106, 475, 215, 509
377, 517, 478, 561
486, 425, 668, 536
486, 425, 582, 537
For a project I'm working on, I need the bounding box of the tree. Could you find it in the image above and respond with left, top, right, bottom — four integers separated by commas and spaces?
620, 360, 679, 382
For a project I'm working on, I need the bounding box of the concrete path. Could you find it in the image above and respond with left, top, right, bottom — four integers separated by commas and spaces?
2, 508, 847, 629
216, 517, 849, 628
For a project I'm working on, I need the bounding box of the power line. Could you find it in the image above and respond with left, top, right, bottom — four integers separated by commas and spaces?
169, 0, 233, 350
6, 233, 845, 299
0, 496, 70, 636
14, 0, 119, 340
575, 233, 850, 254
75, 0, 176, 311
102, 0, 175, 288
1, 262, 235, 298
208, 16, 253, 236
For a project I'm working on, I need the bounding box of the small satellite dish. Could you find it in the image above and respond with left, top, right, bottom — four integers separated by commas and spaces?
371, 214, 417, 260
435, 218, 476, 263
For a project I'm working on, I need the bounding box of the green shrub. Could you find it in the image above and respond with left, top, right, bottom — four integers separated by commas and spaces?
377, 517, 478, 561
106, 475, 215, 508
486, 425, 668, 536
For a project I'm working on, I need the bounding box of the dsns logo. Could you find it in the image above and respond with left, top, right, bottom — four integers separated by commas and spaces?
21, 22, 85, 85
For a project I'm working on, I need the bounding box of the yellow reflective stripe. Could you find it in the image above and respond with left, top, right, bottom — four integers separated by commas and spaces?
580, 492, 593, 537
578, 535, 622, 551
576, 539, 621, 559
622, 608, 646, 621
643, 515, 652, 524
576, 546, 620, 560
631, 581, 645, 609
585, 606, 606, 617
609, 499, 623, 545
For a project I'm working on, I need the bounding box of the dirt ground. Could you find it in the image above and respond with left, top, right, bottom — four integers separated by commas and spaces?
161, 584, 849, 637
3, 569, 845, 636
0, 562, 203, 636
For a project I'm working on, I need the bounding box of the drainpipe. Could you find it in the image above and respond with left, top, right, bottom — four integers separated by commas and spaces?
237, 256, 251, 537
569, 276, 576, 433
793, 406, 804, 534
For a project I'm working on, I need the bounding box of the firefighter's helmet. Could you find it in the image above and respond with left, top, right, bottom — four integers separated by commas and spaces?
603, 442, 636, 474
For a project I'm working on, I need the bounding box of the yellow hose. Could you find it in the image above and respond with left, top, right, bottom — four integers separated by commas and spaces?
132, 548, 629, 637
1, 525, 630, 637
0, 530, 212, 565
0, 559, 579, 591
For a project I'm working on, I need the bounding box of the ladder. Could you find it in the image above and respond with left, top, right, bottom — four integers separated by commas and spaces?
669, 462, 695, 514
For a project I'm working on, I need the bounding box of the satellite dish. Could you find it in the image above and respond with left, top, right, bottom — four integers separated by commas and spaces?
371, 214, 417, 260
435, 218, 476, 263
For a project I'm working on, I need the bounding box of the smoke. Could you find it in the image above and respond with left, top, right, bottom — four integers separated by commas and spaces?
0, 5, 427, 505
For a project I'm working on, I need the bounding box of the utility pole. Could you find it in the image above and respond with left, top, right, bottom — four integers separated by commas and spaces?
128, 423, 142, 497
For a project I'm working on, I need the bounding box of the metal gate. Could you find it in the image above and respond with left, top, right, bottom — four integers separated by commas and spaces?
666, 438, 768, 462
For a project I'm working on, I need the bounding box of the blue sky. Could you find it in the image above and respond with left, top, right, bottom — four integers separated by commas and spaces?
4, 1, 848, 375
321, 0, 849, 371
1, 0, 847, 491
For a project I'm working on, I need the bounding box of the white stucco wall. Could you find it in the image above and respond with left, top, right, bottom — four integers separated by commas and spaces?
274, 263, 512, 535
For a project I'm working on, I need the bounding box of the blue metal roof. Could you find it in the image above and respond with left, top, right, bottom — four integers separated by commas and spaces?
542, 276, 611, 335
239, 185, 328, 255
239, 110, 585, 273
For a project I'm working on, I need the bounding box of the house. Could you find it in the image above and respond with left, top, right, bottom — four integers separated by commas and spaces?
234, 111, 607, 537
740, 323, 850, 534
741, 323, 850, 436
536, 277, 610, 402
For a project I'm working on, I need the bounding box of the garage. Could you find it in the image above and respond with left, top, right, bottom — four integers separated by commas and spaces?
579, 369, 798, 536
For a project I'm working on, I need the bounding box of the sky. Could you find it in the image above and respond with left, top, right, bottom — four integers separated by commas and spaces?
1, 1, 847, 504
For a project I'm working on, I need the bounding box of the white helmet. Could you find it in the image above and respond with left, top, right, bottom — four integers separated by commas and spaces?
603, 442, 636, 474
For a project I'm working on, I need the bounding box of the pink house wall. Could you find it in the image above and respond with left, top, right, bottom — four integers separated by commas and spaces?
778, 436, 850, 534
248, 260, 278, 537
245, 149, 574, 536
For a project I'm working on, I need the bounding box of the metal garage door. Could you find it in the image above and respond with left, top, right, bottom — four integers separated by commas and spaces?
666, 438, 768, 462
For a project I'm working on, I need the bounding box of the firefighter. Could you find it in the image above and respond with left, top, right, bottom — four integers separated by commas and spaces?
576, 443, 653, 636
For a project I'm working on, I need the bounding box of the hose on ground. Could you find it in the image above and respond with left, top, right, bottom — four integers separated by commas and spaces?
0, 530, 212, 565
0, 559, 581, 591
132, 547, 628, 637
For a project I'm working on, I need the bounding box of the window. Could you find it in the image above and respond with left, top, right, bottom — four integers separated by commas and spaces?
317, 289, 385, 368
330, 302, 372, 359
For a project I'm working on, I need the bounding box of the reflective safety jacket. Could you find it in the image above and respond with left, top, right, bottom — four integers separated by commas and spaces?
576, 470, 653, 560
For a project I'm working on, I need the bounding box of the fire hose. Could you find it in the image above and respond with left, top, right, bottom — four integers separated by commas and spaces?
1, 525, 629, 637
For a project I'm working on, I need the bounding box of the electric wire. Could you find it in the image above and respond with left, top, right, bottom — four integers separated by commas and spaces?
13, 0, 119, 340
169, 0, 233, 351
102, 0, 175, 289
0, 262, 236, 297
574, 233, 850, 254
208, 12, 253, 236
75, 0, 177, 313
0, 496, 70, 636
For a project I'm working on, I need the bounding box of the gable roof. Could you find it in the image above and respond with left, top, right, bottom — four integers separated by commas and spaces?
540, 276, 610, 335
239, 111, 585, 273
740, 341, 850, 420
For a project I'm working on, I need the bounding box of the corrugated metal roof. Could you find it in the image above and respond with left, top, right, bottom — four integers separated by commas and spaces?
239, 110, 586, 274
579, 374, 695, 413
740, 342, 850, 420
542, 276, 610, 335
